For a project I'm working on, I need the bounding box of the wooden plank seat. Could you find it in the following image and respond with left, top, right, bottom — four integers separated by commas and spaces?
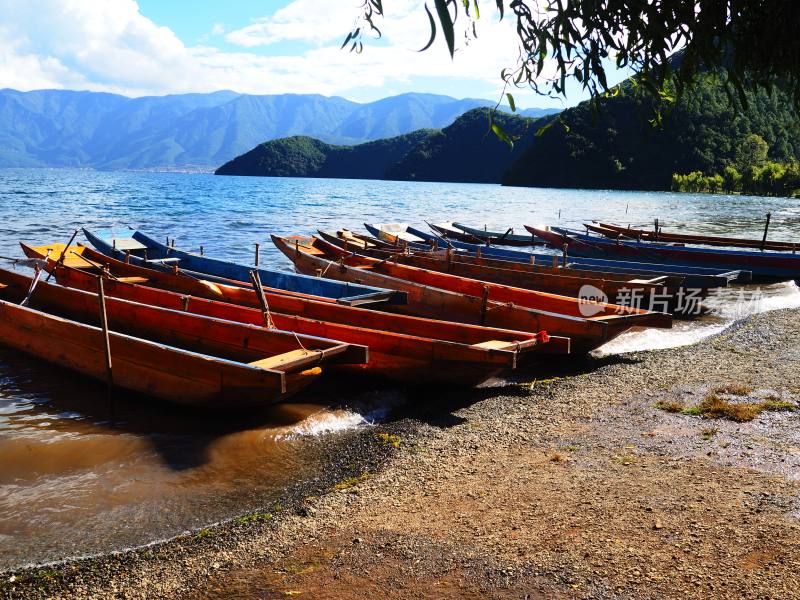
249, 349, 321, 371
110, 238, 148, 252
145, 257, 181, 265
471, 339, 515, 350
116, 276, 150, 284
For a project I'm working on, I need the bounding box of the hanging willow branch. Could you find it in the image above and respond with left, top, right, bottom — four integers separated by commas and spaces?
345, 1, 800, 112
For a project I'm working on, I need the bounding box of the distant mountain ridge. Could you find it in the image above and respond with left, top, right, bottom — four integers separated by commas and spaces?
216, 73, 800, 193
0, 88, 560, 170
216, 108, 536, 184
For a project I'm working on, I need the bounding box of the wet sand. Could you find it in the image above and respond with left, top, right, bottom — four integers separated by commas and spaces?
5, 306, 800, 599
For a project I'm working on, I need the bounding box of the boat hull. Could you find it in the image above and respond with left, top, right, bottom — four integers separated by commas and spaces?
83, 228, 406, 306
274, 235, 674, 353
34, 254, 561, 386
540, 227, 800, 281
0, 293, 320, 408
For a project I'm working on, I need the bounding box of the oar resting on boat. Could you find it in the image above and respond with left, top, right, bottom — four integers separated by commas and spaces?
23, 244, 565, 386
272, 234, 673, 354
0, 267, 367, 407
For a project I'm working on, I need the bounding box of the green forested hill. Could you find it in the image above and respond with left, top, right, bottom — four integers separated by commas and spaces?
216, 108, 532, 183
215, 130, 434, 179
385, 110, 532, 182
503, 76, 800, 190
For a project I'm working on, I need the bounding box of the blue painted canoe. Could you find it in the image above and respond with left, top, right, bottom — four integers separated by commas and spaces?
378, 224, 747, 288
545, 227, 800, 282
451, 222, 546, 246
83, 229, 407, 307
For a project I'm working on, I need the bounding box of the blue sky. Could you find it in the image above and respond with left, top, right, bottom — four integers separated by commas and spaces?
0, 0, 626, 107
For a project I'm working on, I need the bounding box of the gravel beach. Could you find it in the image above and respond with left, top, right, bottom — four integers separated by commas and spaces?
5, 307, 800, 599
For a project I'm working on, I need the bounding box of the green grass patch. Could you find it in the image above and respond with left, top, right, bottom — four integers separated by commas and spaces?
712, 383, 753, 396
655, 399, 686, 413
333, 473, 369, 491
375, 432, 402, 448
234, 511, 273, 526
683, 394, 797, 422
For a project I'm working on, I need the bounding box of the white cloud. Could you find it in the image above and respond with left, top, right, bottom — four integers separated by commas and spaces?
225, 0, 357, 47
0, 0, 559, 106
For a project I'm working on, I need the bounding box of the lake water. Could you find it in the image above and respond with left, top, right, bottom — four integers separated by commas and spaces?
1, 168, 799, 571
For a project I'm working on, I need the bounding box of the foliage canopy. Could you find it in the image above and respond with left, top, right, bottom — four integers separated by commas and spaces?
348, 1, 800, 111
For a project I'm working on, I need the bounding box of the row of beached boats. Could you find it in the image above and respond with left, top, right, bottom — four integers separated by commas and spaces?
1, 219, 795, 409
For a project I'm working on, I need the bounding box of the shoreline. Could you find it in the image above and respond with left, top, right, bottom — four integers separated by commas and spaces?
5, 307, 800, 598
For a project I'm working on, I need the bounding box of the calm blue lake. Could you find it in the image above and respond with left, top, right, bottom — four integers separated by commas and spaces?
0, 167, 798, 571
2, 168, 799, 265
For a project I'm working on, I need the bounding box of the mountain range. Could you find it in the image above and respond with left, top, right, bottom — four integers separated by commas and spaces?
217, 75, 800, 192
0, 88, 559, 171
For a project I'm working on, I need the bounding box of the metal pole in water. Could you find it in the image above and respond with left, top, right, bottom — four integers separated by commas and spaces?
200, 245, 204, 256
761, 212, 772, 251
255, 242, 260, 266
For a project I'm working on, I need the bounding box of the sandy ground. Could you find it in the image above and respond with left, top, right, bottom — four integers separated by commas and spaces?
5, 307, 800, 599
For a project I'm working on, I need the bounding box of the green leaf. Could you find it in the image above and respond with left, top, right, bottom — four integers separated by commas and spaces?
506, 92, 516, 112
473, 0, 480, 19
419, 3, 437, 52
491, 122, 514, 149
535, 122, 555, 137
433, 0, 456, 58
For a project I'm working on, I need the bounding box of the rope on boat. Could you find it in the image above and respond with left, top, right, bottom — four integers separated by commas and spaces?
20, 264, 43, 307
0, 255, 48, 269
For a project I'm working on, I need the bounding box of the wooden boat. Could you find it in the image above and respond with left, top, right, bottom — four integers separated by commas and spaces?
373, 224, 748, 287
363, 224, 426, 245
451, 222, 545, 246
83, 228, 405, 307
21, 242, 340, 309
529, 226, 800, 282
591, 222, 800, 252
0, 268, 351, 407
319, 230, 699, 316
425, 222, 485, 244
274, 234, 673, 353
27, 246, 563, 386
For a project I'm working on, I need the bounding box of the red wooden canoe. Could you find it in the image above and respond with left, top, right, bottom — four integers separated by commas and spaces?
527, 225, 800, 281
594, 222, 800, 252
26, 248, 563, 386
21, 242, 342, 308
273, 234, 672, 353
0, 268, 345, 407
318, 230, 690, 313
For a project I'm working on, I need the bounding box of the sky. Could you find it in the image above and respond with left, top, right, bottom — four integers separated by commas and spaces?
0, 0, 625, 108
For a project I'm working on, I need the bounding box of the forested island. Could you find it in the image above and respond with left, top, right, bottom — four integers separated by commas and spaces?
215, 109, 532, 183
218, 75, 800, 197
